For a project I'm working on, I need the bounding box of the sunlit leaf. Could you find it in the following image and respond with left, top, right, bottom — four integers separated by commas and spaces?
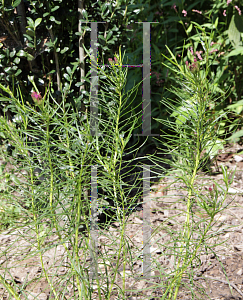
228, 15, 241, 48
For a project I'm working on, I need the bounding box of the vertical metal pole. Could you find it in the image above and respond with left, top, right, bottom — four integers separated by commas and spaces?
142, 22, 151, 136
143, 164, 151, 279
135, 22, 159, 138
87, 21, 159, 282
134, 22, 158, 280
90, 165, 99, 281
90, 22, 99, 137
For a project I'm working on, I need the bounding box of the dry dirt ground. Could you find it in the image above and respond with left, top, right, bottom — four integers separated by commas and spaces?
0, 142, 243, 299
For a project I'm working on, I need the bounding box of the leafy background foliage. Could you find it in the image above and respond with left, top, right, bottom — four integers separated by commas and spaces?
0, 0, 243, 165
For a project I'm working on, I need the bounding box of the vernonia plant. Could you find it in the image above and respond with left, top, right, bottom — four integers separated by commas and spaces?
147, 32, 237, 299
0, 45, 145, 299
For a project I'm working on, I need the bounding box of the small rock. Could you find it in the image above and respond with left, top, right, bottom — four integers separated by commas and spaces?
237, 268, 243, 275
234, 155, 243, 162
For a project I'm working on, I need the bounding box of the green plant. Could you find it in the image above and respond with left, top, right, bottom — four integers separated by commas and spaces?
0, 29, 240, 299
0, 1, 242, 298
0, 151, 25, 231
147, 34, 237, 299
0, 45, 146, 299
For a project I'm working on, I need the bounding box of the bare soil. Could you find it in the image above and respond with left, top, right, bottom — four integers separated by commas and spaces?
0, 142, 243, 299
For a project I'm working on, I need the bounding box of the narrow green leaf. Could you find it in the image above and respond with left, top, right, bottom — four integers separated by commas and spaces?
16, 50, 26, 57
82, 9, 88, 19
45, 41, 54, 48
23, 34, 33, 41
226, 99, 243, 113
224, 47, 243, 58
101, 3, 107, 14
12, 0, 21, 8
26, 29, 35, 37
165, 45, 177, 62
46, 24, 52, 30
15, 69, 22, 76
27, 17, 35, 28
106, 31, 113, 40
10, 49, 16, 57
202, 23, 215, 29
35, 18, 42, 27
4, 67, 12, 74
51, 6, 59, 12
0, 274, 21, 300
66, 66, 72, 75
0, 97, 11, 101
27, 42, 35, 48
10, 174, 20, 185
226, 129, 243, 142
191, 21, 205, 32
0, 83, 11, 95
186, 24, 193, 34
99, 35, 106, 41
64, 73, 70, 81
60, 47, 69, 54
26, 53, 35, 61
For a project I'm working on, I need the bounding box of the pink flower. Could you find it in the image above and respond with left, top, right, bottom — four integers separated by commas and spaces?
171, 3, 177, 13
156, 79, 164, 86
108, 58, 115, 64
218, 52, 225, 57
31, 91, 41, 101
210, 41, 215, 46
114, 57, 118, 63
209, 49, 218, 54
31, 91, 42, 105
188, 60, 199, 73
182, 9, 187, 17
195, 51, 203, 60
185, 60, 199, 73
192, 9, 202, 14
155, 11, 163, 16
235, 5, 242, 15
209, 186, 214, 198
223, 9, 227, 16
151, 71, 163, 86
151, 71, 161, 80
190, 63, 198, 72
227, 0, 232, 5
190, 46, 193, 55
